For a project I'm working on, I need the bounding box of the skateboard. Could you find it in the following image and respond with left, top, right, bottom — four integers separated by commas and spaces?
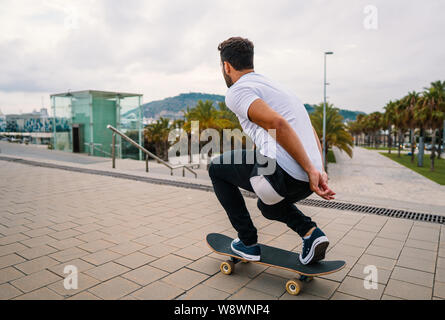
206, 233, 346, 296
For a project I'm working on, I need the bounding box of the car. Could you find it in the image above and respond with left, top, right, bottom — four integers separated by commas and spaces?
10, 138, 21, 143
404, 143, 412, 149
425, 144, 442, 151
0, 137, 9, 142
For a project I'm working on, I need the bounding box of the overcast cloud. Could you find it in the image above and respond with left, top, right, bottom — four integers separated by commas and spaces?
0, 0, 444, 115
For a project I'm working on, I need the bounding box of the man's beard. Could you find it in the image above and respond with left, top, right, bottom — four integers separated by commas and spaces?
223, 68, 233, 88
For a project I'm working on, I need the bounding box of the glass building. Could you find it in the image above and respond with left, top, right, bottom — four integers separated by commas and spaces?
50, 90, 143, 160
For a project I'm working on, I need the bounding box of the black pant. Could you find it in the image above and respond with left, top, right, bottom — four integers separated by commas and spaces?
208, 149, 317, 246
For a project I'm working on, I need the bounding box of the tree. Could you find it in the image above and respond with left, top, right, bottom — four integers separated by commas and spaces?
144, 117, 172, 161
183, 100, 233, 132
402, 91, 420, 162
182, 100, 236, 159
393, 99, 408, 157
355, 114, 366, 146
359, 114, 373, 147
367, 112, 384, 149
310, 103, 354, 161
384, 101, 397, 154
420, 81, 445, 170
346, 120, 361, 147
217, 102, 241, 130
429, 81, 445, 161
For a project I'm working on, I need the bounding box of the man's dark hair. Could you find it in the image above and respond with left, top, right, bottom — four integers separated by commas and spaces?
218, 37, 254, 71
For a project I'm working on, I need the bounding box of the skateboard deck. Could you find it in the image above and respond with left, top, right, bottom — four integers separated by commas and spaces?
206, 233, 346, 295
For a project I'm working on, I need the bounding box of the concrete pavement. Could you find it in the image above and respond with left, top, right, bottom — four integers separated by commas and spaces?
328, 147, 445, 215
1, 156, 445, 300
2, 141, 445, 216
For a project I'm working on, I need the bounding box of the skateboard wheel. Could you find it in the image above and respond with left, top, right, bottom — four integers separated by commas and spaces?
220, 260, 234, 275
286, 278, 303, 296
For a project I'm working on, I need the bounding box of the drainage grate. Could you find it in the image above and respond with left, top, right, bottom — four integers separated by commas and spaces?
1, 155, 444, 225
297, 198, 445, 224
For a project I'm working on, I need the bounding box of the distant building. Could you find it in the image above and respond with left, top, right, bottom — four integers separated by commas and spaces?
0, 108, 53, 144
0, 109, 5, 131
1, 108, 51, 133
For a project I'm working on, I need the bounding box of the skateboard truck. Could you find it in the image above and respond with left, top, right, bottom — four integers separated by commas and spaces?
220, 257, 249, 275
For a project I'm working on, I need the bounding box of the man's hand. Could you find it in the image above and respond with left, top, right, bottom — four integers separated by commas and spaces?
321, 171, 329, 186
308, 169, 336, 200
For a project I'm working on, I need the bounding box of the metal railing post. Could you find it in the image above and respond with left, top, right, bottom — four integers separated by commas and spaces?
112, 133, 116, 169
145, 154, 149, 172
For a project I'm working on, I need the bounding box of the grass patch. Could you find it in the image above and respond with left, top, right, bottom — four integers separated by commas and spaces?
380, 152, 445, 185
365, 146, 398, 151
327, 149, 336, 163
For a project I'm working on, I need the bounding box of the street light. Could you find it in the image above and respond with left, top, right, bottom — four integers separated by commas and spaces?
323, 51, 334, 172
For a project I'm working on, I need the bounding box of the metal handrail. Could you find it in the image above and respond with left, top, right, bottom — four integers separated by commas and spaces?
85, 142, 112, 157
106, 125, 197, 178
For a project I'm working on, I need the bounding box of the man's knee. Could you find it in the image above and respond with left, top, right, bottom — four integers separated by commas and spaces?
257, 199, 279, 221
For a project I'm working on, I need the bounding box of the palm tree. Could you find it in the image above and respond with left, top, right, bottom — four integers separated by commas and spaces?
393, 99, 409, 157
346, 114, 365, 147
183, 100, 233, 132
355, 114, 366, 146
356, 114, 371, 147
346, 120, 361, 147
144, 117, 172, 161
367, 112, 384, 149
429, 81, 445, 161
402, 91, 420, 162
415, 92, 428, 164
183, 100, 235, 159
172, 118, 185, 129
421, 81, 445, 170
384, 101, 397, 153
310, 103, 354, 161
217, 102, 241, 130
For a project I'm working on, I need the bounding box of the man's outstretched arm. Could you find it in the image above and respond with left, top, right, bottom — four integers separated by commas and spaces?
247, 98, 335, 200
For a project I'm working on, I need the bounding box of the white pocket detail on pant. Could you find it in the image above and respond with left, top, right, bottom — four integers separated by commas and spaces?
249, 175, 284, 205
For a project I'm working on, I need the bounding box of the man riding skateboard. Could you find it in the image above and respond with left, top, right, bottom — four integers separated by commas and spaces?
208, 37, 336, 265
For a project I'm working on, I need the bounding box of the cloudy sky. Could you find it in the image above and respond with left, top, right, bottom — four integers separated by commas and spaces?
0, 0, 443, 115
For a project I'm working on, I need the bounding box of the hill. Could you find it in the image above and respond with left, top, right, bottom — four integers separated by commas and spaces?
304, 104, 366, 122
124, 93, 225, 119
124, 92, 365, 121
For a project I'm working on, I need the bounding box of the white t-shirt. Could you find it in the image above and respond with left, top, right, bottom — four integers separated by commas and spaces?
225, 72, 323, 182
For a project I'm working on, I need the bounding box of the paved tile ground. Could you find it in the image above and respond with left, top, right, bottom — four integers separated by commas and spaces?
1, 158, 445, 300
2, 141, 445, 215
329, 147, 445, 214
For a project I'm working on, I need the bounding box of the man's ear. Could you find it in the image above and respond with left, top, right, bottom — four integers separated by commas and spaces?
224, 61, 231, 74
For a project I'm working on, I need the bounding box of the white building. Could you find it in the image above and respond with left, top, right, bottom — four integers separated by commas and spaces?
0, 109, 5, 131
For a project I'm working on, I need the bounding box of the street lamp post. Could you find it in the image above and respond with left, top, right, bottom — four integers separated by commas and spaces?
323, 51, 334, 172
